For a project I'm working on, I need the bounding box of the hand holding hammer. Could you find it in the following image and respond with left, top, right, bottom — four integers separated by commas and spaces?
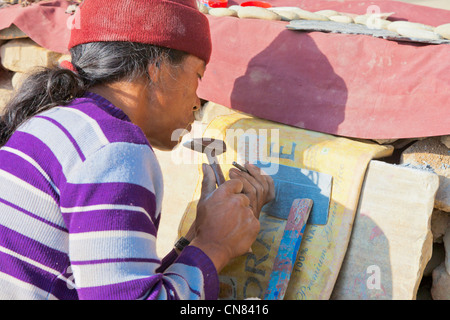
183, 138, 275, 216
183, 138, 226, 186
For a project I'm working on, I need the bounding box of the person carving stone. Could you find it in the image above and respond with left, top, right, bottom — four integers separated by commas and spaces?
0, 0, 274, 300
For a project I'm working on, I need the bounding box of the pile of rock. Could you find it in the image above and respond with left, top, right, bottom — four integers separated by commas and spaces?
399, 137, 450, 299
199, 3, 450, 43
0, 34, 448, 300
0, 37, 71, 112
370, 136, 449, 300
330, 136, 449, 300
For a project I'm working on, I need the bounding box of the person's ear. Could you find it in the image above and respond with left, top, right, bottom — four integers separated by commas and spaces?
147, 61, 162, 85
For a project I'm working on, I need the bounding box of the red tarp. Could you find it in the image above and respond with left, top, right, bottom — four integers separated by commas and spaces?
0, 1, 70, 53
0, 0, 449, 139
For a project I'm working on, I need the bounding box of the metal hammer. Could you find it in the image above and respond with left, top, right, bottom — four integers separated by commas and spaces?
183, 138, 227, 186
183, 138, 254, 254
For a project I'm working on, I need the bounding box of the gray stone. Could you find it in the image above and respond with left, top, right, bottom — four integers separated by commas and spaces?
441, 135, 450, 149
400, 137, 450, 212
431, 209, 450, 243
0, 38, 61, 73
444, 228, 450, 273
423, 243, 445, 277
431, 263, 450, 300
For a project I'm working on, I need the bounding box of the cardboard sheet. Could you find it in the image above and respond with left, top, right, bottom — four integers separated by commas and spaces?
259, 161, 332, 225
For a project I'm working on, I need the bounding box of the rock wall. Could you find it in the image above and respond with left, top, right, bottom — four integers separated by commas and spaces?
399, 137, 450, 299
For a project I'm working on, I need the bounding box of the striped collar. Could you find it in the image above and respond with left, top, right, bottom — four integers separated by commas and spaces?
80, 91, 132, 122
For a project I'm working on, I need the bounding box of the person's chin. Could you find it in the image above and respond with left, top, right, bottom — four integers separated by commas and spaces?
154, 136, 185, 151
154, 140, 178, 151
153, 124, 193, 151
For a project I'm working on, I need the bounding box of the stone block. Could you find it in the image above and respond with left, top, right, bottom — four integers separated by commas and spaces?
11, 72, 28, 90
0, 38, 62, 73
332, 160, 439, 300
372, 139, 397, 145
0, 71, 13, 113
431, 209, 450, 243
444, 228, 450, 273
423, 242, 445, 277
431, 263, 450, 300
372, 138, 424, 149
400, 137, 450, 212
0, 24, 27, 40
441, 135, 450, 149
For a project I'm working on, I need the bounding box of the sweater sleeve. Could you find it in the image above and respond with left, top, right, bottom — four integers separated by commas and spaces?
60, 142, 219, 300
158, 249, 179, 272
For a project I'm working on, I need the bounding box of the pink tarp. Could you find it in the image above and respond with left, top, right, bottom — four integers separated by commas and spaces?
0, 0, 449, 139
0, 1, 70, 53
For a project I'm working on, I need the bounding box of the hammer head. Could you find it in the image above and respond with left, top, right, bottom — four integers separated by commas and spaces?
183, 138, 227, 158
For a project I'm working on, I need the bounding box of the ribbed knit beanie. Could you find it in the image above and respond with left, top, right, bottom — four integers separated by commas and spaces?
68, 0, 212, 64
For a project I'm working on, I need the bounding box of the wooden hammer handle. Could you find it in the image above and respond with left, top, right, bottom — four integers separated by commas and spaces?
210, 162, 226, 186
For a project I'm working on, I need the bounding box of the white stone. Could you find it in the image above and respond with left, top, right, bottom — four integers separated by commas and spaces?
431, 209, 450, 243
11, 72, 28, 90
400, 137, 450, 212
441, 135, 450, 149
332, 160, 439, 300
0, 71, 13, 113
0, 38, 62, 73
423, 243, 445, 277
444, 228, 450, 273
431, 263, 450, 300
372, 139, 397, 145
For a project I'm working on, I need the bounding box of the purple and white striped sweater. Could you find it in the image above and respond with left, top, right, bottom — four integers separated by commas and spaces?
0, 92, 219, 300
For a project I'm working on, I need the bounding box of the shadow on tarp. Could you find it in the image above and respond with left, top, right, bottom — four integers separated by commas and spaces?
230, 30, 348, 136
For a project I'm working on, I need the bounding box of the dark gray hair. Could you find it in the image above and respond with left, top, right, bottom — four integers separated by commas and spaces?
0, 41, 187, 146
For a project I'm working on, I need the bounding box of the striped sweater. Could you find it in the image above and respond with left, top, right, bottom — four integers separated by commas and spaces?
0, 92, 218, 300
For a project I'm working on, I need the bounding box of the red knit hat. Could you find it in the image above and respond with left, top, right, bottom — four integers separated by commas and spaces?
68, 0, 212, 64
